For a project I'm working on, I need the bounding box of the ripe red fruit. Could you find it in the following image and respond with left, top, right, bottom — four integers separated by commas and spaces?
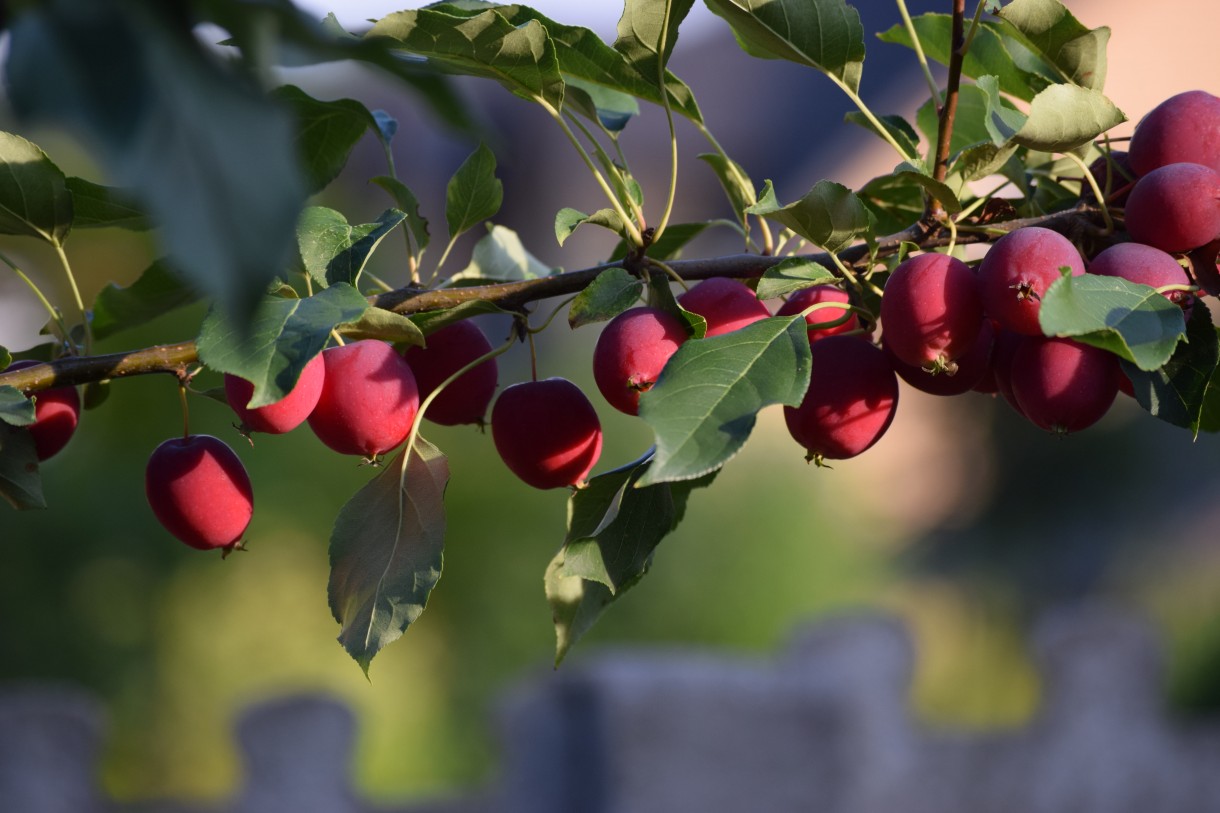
1089, 242, 1194, 312
977, 227, 1085, 335
6, 360, 80, 461
402, 320, 498, 426
491, 378, 603, 489
307, 340, 420, 457
145, 434, 253, 550
1009, 337, 1120, 434
1124, 163, 1220, 253
1128, 90, 1220, 176
886, 319, 994, 397
988, 328, 1028, 416
592, 306, 687, 415
880, 252, 983, 371
677, 277, 770, 337
224, 353, 325, 435
775, 284, 858, 344
783, 337, 899, 462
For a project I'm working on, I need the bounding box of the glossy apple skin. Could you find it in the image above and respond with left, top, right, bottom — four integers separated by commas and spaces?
1009, 337, 1120, 434
146, 434, 253, 550
783, 337, 899, 461
977, 227, 1085, 335
491, 378, 603, 489
6, 359, 81, 461
307, 341, 420, 457
886, 319, 994, 397
1129, 90, 1220, 176
1124, 163, 1220, 253
592, 307, 687, 415
677, 278, 770, 337
775, 285, 858, 344
224, 353, 325, 434
880, 252, 982, 369
402, 320, 498, 426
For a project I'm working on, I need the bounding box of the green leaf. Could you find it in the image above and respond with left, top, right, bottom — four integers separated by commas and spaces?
704, 0, 865, 93
65, 177, 149, 230
447, 225, 553, 284
614, 0, 696, 88
370, 176, 430, 254
1039, 273, 1186, 371
563, 76, 640, 132
7, 4, 307, 324
755, 258, 836, 300
858, 173, 926, 235
555, 207, 625, 247
446, 143, 503, 240
611, 222, 717, 263
647, 273, 706, 339
546, 453, 715, 663
273, 85, 375, 194
1010, 83, 1125, 152
196, 283, 370, 408
0, 425, 44, 510
336, 307, 426, 347
568, 267, 644, 328
878, 14, 1046, 101
637, 315, 812, 486
297, 207, 407, 289
889, 162, 962, 213
845, 112, 922, 159
0, 132, 73, 246
0, 347, 10, 371
977, 75, 1030, 146
949, 141, 1021, 185
1122, 301, 1219, 436
408, 300, 512, 336
996, 0, 1109, 90
698, 153, 758, 225
0, 387, 36, 427
91, 260, 198, 341
747, 180, 872, 253
367, 9, 565, 110
917, 84, 994, 158
328, 437, 448, 675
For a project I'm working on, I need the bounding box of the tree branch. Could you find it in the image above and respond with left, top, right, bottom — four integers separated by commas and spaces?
0, 206, 1106, 395
927, 0, 967, 218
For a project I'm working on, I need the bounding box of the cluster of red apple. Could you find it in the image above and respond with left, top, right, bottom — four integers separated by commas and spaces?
11, 89, 1220, 553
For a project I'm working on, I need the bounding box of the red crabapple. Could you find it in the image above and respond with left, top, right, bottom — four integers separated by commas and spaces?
224, 353, 325, 435
592, 306, 687, 415
402, 320, 498, 426
783, 336, 899, 462
1128, 90, 1220, 176
977, 227, 1085, 335
886, 319, 994, 397
1124, 163, 1220, 253
880, 252, 983, 371
491, 378, 602, 489
145, 434, 253, 551
1009, 336, 1120, 434
1089, 242, 1194, 313
677, 277, 770, 337
307, 340, 420, 457
6, 360, 80, 461
987, 328, 1028, 416
775, 284, 858, 344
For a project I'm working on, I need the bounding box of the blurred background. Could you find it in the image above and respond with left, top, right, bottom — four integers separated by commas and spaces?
2, 0, 1220, 805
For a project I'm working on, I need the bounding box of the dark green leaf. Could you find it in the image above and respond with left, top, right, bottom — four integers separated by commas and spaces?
337, 307, 425, 347
0, 387, 36, 427
555, 207, 625, 247
610, 222, 715, 263
888, 161, 962, 213
371, 176, 430, 254
368, 8, 565, 110
297, 207, 407, 289
917, 84, 994, 158
997, 0, 1109, 90
858, 173, 926, 235
845, 112, 922, 159
878, 14, 1046, 101
0, 425, 44, 510
447, 225, 553, 284
1039, 273, 1185, 371
82, 381, 109, 411
755, 258, 836, 300
65, 177, 149, 230
637, 315, 812, 486
647, 273, 706, 339
408, 300, 512, 336
614, 0, 696, 89
0, 347, 9, 371
949, 141, 1021, 184
273, 84, 375, 194
329, 437, 448, 674
446, 143, 502, 240
698, 153, 758, 225
568, 267, 644, 328
747, 180, 872, 253
196, 283, 370, 408
91, 259, 198, 341
7, 3, 307, 325
0, 132, 73, 246
1122, 301, 1218, 436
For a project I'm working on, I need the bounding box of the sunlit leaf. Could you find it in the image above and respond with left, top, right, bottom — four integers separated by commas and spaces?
755, 258, 836, 300
747, 180, 872, 253
997, 0, 1109, 90
555, 207, 625, 247
0, 132, 72, 246
447, 224, 553, 284
568, 267, 644, 328
297, 207, 407, 289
